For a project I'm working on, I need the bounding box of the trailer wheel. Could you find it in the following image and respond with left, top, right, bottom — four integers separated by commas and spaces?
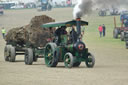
4, 45, 11, 61
120, 32, 124, 41
113, 29, 119, 39
25, 48, 33, 65
33, 56, 38, 62
33, 53, 38, 62
45, 43, 58, 67
85, 53, 95, 68
73, 62, 81, 67
64, 53, 74, 68
9, 46, 16, 62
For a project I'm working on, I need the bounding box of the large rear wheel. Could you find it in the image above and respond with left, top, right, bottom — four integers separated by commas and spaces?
44, 43, 58, 67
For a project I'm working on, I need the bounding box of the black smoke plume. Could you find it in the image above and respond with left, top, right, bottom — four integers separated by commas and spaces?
73, 0, 128, 18
73, 0, 93, 19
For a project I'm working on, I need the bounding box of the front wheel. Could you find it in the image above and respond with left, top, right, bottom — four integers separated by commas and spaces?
25, 48, 33, 65
85, 53, 95, 68
64, 53, 74, 68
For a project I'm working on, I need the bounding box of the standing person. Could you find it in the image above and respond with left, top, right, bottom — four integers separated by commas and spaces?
70, 25, 77, 43
98, 25, 103, 37
1, 27, 6, 38
54, 26, 67, 45
67, 0, 71, 7
102, 24, 106, 37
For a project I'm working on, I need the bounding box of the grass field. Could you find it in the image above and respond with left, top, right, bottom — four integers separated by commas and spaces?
80, 12, 125, 48
0, 8, 128, 85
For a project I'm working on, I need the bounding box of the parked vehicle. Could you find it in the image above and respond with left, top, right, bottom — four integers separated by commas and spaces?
98, 9, 107, 16
110, 8, 120, 15
113, 15, 128, 49
11, 5, 24, 9
37, 0, 53, 11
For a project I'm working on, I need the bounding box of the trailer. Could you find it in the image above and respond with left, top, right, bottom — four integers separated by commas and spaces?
4, 39, 47, 65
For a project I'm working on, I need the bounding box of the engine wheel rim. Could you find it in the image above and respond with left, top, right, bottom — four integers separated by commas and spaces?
45, 45, 54, 66
86, 54, 95, 68
64, 55, 71, 68
87, 56, 93, 64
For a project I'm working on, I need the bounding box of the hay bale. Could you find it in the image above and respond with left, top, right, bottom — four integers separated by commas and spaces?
5, 15, 55, 47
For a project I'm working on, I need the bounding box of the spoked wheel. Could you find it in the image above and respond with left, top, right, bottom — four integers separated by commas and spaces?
73, 62, 81, 67
113, 29, 119, 39
44, 43, 58, 67
85, 53, 95, 68
64, 53, 74, 68
25, 48, 33, 65
4, 45, 11, 61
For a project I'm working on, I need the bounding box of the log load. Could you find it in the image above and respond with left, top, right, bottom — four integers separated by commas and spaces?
5, 15, 55, 47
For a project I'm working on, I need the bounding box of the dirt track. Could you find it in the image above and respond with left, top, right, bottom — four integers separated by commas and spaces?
0, 8, 128, 85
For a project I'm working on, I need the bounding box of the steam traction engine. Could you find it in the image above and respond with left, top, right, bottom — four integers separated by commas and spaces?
42, 18, 95, 68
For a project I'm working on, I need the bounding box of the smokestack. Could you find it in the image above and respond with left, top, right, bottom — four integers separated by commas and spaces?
76, 18, 81, 39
